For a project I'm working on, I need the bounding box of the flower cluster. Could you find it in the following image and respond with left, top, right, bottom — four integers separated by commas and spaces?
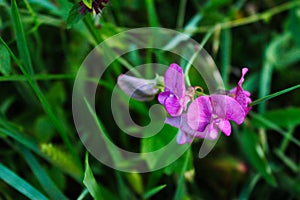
117, 63, 252, 144
79, 0, 109, 15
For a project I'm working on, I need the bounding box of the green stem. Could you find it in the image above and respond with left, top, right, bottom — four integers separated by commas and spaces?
188, 1, 300, 33
249, 84, 300, 107
184, 28, 215, 86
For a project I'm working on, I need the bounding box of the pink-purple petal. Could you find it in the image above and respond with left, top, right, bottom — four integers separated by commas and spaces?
176, 130, 193, 144
164, 95, 182, 117
234, 68, 252, 114
165, 116, 181, 128
158, 91, 170, 104
210, 95, 245, 125
217, 119, 231, 136
164, 63, 185, 98
187, 96, 212, 132
206, 123, 219, 140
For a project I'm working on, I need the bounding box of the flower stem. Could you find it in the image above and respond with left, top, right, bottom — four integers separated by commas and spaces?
249, 84, 300, 107
187, 1, 300, 33
184, 28, 215, 86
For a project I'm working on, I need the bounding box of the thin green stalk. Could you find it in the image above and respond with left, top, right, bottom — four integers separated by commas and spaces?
258, 61, 273, 113
11, 0, 34, 74
279, 126, 295, 152
189, 1, 300, 33
249, 112, 300, 148
250, 84, 300, 107
184, 28, 215, 86
173, 149, 191, 200
220, 29, 231, 87
146, 0, 160, 27
176, 0, 187, 29
82, 17, 141, 77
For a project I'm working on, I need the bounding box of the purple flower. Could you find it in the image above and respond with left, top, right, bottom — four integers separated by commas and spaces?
165, 114, 206, 144
158, 64, 191, 117
117, 74, 160, 101
79, 0, 109, 14
187, 95, 246, 139
228, 68, 252, 115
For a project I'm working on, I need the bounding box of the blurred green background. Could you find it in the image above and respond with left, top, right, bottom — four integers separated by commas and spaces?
1, 0, 300, 199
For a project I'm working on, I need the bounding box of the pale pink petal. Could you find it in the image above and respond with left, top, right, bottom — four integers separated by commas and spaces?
238, 68, 248, 86
216, 119, 231, 136
164, 95, 182, 117
158, 91, 170, 104
180, 95, 191, 111
176, 130, 187, 144
187, 96, 212, 132
164, 63, 185, 98
206, 123, 219, 140
235, 68, 252, 114
117, 74, 159, 101
211, 95, 245, 125
165, 116, 181, 128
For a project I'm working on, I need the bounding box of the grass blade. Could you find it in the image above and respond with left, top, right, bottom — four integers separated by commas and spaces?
220, 29, 231, 87
143, 184, 166, 199
0, 44, 11, 75
0, 162, 48, 200
0, 37, 81, 169
258, 60, 273, 113
18, 146, 68, 200
146, 0, 160, 27
173, 149, 191, 200
83, 153, 104, 200
11, 0, 33, 74
176, 0, 187, 28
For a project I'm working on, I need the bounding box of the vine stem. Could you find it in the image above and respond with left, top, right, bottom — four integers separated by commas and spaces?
186, 1, 300, 34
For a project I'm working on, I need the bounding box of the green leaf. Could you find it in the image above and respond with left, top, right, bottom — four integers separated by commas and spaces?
83, 0, 92, 9
83, 153, 103, 200
67, 3, 85, 28
239, 127, 277, 186
19, 146, 68, 200
249, 112, 300, 149
125, 173, 144, 195
0, 163, 48, 200
173, 149, 191, 200
0, 38, 82, 170
266, 32, 300, 69
261, 107, 300, 128
0, 45, 11, 75
10, 0, 33, 74
143, 184, 166, 199
83, 153, 124, 200
287, 8, 300, 48
276, 173, 300, 196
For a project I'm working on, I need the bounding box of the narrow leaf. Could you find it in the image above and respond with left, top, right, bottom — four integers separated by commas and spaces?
239, 127, 277, 186
11, 0, 33, 74
143, 184, 166, 199
83, 153, 104, 200
19, 146, 68, 200
0, 45, 11, 75
0, 163, 48, 200
83, 0, 92, 9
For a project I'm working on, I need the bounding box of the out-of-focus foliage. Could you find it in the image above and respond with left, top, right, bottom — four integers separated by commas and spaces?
0, 0, 300, 199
